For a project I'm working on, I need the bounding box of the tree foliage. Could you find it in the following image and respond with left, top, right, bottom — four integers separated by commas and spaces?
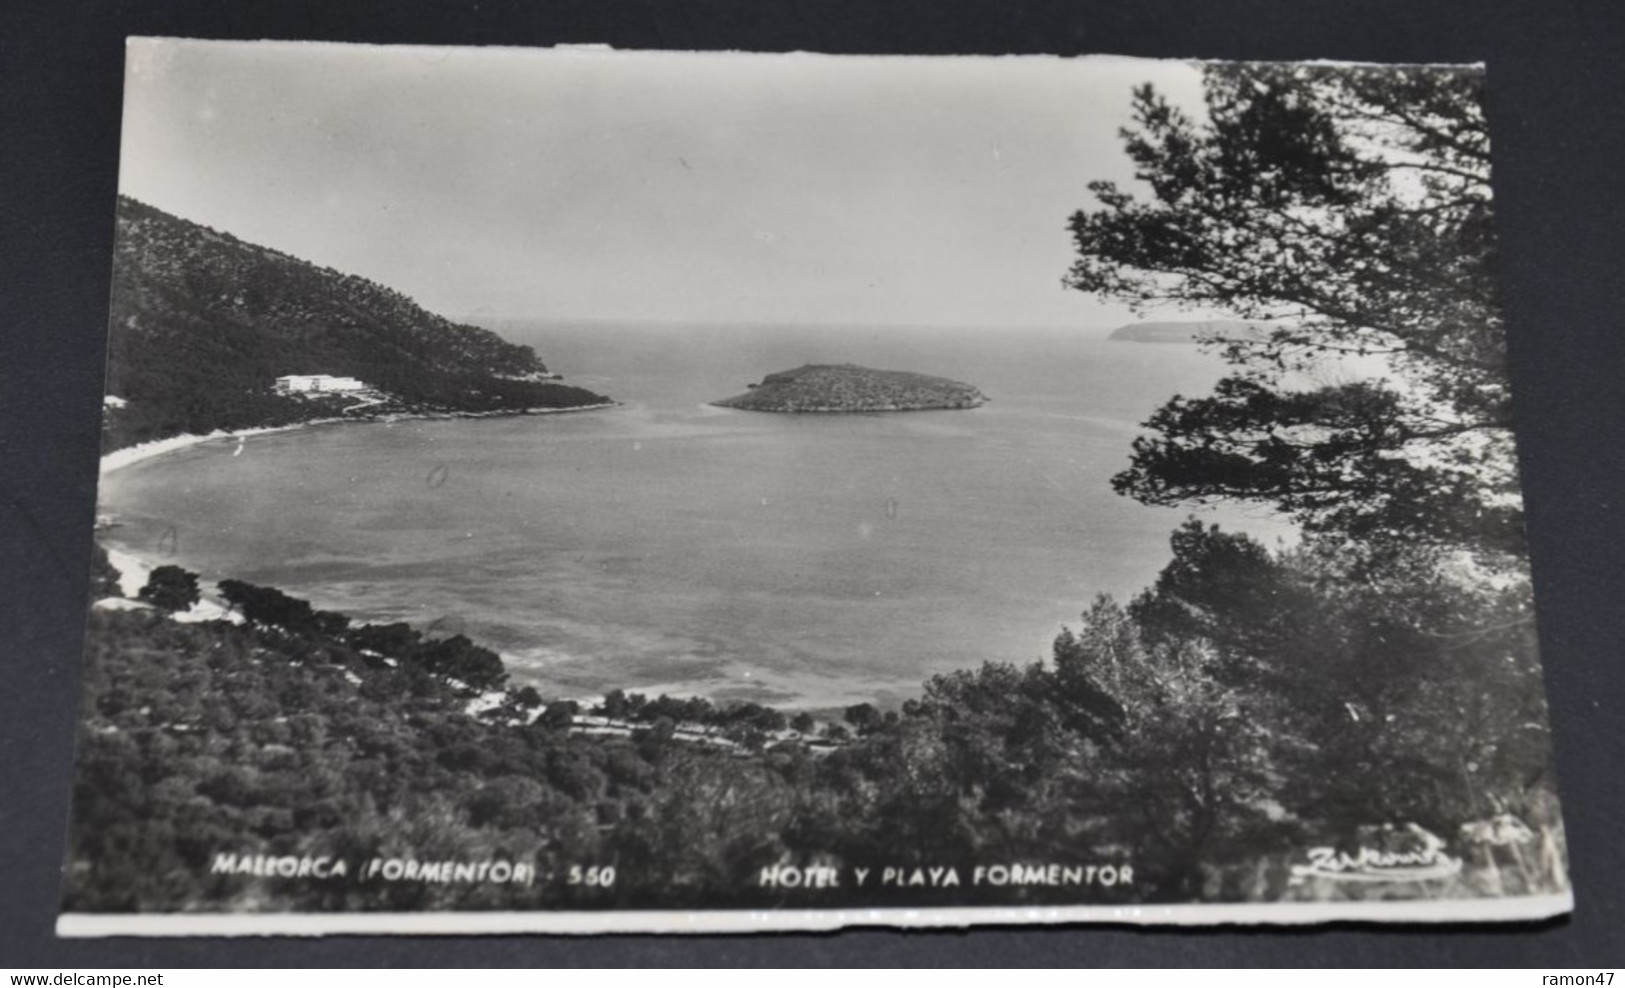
219, 579, 330, 634
1067, 63, 1521, 558
414, 635, 508, 694
89, 543, 123, 601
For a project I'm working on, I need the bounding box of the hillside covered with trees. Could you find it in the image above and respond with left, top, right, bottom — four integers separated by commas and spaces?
66, 518, 1562, 914
102, 197, 609, 451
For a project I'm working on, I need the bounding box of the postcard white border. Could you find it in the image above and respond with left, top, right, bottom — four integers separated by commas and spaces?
58, 892, 1572, 937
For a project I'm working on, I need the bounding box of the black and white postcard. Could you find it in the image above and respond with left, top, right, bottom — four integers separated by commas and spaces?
60, 39, 1571, 935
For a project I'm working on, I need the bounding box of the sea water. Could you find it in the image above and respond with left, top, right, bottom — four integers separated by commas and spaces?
98, 323, 1294, 708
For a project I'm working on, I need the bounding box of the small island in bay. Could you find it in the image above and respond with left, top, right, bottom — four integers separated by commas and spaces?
713, 364, 988, 413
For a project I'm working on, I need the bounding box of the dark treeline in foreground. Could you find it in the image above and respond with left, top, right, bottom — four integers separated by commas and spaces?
103, 197, 609, 451
65, 520, 1563, 913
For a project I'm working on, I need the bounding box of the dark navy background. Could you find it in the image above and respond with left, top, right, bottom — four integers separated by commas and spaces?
2, 0, 1621, 966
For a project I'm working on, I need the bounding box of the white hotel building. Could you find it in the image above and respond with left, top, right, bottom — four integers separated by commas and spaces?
274, 374, 368, 395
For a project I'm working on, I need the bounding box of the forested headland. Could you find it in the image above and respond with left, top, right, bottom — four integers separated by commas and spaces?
102, 197, 610, 452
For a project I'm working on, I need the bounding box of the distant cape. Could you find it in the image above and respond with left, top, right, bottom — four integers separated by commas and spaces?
1107, 320, 1272, 343
712, 364, 987, 413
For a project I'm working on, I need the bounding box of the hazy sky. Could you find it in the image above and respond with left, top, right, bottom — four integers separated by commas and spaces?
120, 40, 1211, 329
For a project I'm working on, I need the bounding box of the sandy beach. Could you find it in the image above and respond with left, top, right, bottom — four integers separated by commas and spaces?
99, 422, 333, 476
98, 402, 619, 477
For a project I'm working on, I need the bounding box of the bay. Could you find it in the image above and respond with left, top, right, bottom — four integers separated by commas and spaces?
100, 323, 1292, 709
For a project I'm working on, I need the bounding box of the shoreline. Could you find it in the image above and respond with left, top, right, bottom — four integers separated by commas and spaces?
99, 401, 620, 477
